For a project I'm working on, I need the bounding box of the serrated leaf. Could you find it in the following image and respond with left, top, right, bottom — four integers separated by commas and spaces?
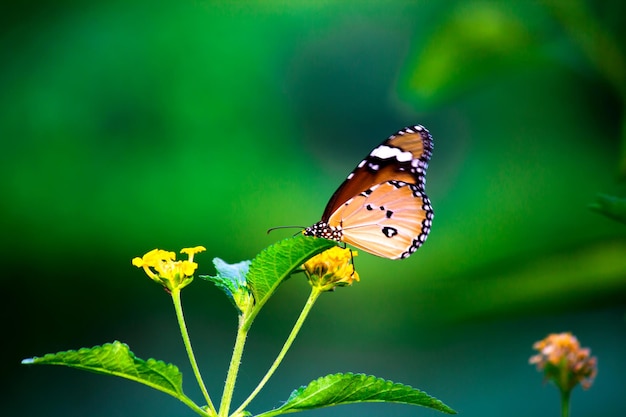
271, 373, 456, 415
201, 258, 252, 313
245, 236, 336, 324
22, 341, 185, 398
209, 258, 251, 284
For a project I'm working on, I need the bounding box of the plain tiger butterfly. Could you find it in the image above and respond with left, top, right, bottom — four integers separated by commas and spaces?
304, 125, 434, 259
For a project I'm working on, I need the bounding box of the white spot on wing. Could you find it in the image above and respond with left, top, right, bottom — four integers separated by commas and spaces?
370, 145, 413, 162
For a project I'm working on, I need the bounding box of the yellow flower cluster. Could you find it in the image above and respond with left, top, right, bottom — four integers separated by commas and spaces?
132, 246, 206, 292
530, 332, 597, 391
303, 246, 359, 291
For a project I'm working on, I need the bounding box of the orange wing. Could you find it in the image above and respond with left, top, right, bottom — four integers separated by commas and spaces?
303, 124, 434, 259
327, 181, 433, 259
321, 125, 433, 221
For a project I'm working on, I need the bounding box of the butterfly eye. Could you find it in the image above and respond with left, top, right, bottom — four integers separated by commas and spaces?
305, 125, 434, 260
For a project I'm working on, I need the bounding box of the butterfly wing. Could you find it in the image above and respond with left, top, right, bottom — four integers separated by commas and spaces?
326, 181, 433, 259
303, 124, 434, 259
321, 125, 433, 220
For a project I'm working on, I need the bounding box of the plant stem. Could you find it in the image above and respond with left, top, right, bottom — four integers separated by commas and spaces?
233, 287, 322, 416
179, 394, 214, 417
218, 313, 250, 417
171, 288, 217, 416
560, 388, 571, 417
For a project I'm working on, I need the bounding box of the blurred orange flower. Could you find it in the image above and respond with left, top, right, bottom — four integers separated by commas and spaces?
530, 332, 597, 392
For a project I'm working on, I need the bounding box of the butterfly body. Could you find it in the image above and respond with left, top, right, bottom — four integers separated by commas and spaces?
304, 125, 433, 260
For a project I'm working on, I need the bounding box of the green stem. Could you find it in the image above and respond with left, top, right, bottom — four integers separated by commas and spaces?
560, 388, 571, 417
179, 394, 213, 417
233, 287, 322, 416
171, 288, 217, 416
219, 313, 250, 417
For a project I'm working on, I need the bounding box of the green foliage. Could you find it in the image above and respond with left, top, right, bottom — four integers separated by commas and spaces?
22, 341, 185, 398
589, 194, 626, 225
22, 238, 456, 417
202, 257, 252, 313
400, 2, 540, 107
263, 373, 456, 416
244, 236, 336, 328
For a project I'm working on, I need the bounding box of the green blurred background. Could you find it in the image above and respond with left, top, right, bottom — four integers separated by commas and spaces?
3, 1, 626, 416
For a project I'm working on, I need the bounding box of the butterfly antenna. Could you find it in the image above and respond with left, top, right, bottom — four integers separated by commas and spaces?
266, 225, 306, 235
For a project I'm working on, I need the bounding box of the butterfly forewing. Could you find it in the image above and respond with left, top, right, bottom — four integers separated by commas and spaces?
327, 181, 433, 259
321, 125, 433, 220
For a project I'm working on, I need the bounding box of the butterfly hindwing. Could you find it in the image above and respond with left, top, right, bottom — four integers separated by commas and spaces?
327, 181, 433, 259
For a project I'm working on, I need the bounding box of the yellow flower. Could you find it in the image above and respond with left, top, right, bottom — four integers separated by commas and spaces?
530, 332, 597, 392
303, 246, 359, 291
132, 246, 206, 291
181, 246, 206, 263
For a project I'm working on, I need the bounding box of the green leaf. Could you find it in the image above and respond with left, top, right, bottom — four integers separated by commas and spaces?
22, 341, 186, 399
244, 236, 336, 328
201, 257, 252, 313
209, 258, 251, 285
399, 3, 539, 108
589, 194, 626, 225
266, 372, 456, 416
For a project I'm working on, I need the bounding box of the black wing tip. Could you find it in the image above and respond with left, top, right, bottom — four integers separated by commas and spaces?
391, 124, 434, 161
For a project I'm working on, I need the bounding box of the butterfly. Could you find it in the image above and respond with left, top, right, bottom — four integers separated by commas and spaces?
304, 125, 433, 259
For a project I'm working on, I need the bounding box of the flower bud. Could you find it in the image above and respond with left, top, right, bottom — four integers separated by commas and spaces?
530, 332, 597, 392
